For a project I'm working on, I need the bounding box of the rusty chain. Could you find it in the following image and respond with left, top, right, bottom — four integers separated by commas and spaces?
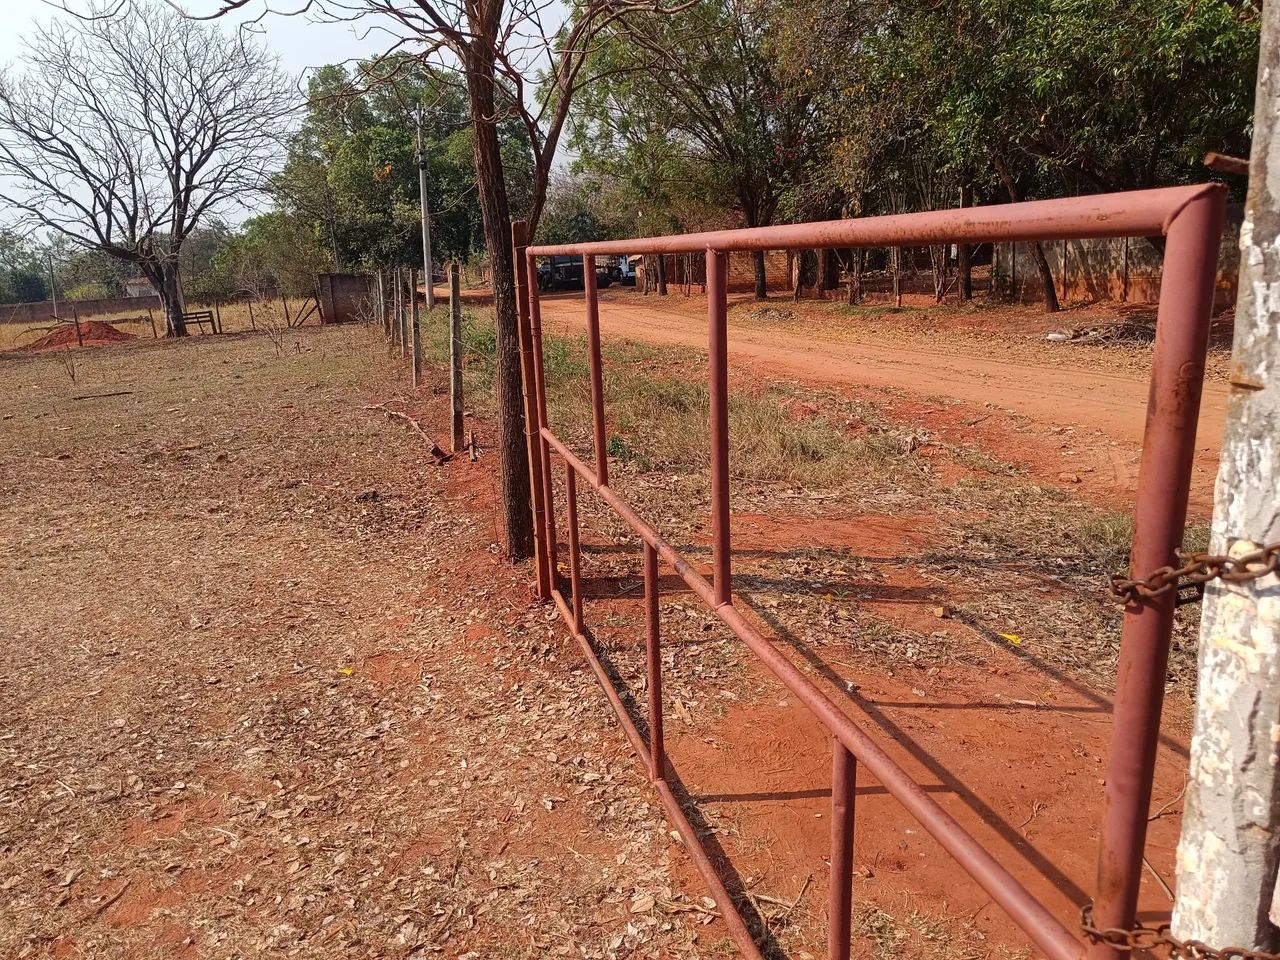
1109, 542, 1280, 606
1080, 903, 1280, 959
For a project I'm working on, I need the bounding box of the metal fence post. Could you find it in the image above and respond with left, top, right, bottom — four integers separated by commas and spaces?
645, 542, 665, 782
585, 254, 609, 486
830, 739, 857, 960
1089, 184, 1227, 958
527, 251, 559, 582
512, 221, 551, 600
707, 249, 731, 606
565, 463, 584, 631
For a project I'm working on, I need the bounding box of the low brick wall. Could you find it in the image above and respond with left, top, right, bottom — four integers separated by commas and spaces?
0, 294, 162, 325
993, 203, 1242, 308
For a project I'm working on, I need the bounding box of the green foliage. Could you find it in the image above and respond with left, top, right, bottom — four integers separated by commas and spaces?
63, 282, 111, 301
774, 0, 1259, 214
535, 174, 618, 245
569, 0, 813, 235
0, 230, 48, 304
6, 270, 46, 303
271, 57, 534, 271
213, 212, 331, 299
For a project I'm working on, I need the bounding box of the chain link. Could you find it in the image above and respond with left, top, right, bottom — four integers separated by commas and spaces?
1109, 542, 1280, 605
1080, 903, 1280, 960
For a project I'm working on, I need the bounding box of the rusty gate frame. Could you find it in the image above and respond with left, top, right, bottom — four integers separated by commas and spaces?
513, 184, 1227, 960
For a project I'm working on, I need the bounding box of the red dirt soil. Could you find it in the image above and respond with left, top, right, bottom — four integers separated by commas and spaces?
25, 320, 136, 351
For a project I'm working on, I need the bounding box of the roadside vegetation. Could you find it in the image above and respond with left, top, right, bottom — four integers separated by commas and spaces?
430, 310, 1208, 698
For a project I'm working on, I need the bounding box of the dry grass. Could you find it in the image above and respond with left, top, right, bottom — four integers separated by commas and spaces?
435, 313, 925, 490
444, 308, 1206, 694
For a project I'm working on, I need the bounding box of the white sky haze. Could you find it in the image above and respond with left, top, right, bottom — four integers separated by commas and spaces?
0, 0, 389, 78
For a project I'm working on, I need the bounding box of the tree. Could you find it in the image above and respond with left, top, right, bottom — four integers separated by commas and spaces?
572, 0, 816, 298
0, 230, 49, 304
182, 0, 692, 563
214, 212, 331, 300
536, 173, 614, 246
0, 1, 295, 334
772, 0, 1258, 310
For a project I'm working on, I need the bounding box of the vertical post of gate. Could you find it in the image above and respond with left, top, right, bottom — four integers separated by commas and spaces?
512, 221, 551, 600
707, 249, 731, 606
565, 463, 584, 632
830, 737, 856, 960
1090, 185, 1227, 958
527, 249, 559, 580
585, 254, 609, 486
644, 541, 664, 782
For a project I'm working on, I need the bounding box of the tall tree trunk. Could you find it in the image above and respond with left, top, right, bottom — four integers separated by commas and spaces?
958, 179, 973, 301
993, 155, 1060, 312
656, 254, 668, 296
753, 250, 767, 300
145, 260, 187, 336
466, 52, 533, 561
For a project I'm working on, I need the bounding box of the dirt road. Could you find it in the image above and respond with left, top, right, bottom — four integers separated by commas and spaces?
537, 291, 1230, 511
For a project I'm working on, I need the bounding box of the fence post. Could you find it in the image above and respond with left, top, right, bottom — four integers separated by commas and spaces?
645, 542, 665, 783
146, 307, 157, 339
411, 269, 423, 387
528, 249, 559, 582
214, 297, 223, 334
512, 221, 551, 600
399, 272, 408, 358
707, 249, 731, 606
1172, 12, 1280, 945
584, 254, 609, 486
391, 267, 401, 350
830, 739, 857, 960
1090, 185, 1227, 958
71, 304, 83, 348
449, 262, 465, 453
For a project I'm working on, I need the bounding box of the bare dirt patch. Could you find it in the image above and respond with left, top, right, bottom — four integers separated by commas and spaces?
0, 328, 718, 959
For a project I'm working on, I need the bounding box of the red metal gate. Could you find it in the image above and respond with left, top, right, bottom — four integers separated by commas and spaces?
513, 184, 1226, 960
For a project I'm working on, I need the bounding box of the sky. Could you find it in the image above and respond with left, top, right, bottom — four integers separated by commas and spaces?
0, 0, 392, 78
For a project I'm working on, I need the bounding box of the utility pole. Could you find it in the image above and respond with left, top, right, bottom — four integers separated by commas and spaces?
416, 106, 436, 312
1172, 2, 1280, 950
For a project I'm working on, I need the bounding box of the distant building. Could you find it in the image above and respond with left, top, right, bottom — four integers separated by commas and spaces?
124, 277, 155, 298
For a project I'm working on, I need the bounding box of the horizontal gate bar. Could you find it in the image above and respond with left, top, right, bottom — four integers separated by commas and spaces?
529, 184, 1216, 257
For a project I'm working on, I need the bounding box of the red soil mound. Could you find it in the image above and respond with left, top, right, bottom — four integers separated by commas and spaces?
25, 321, 137, 351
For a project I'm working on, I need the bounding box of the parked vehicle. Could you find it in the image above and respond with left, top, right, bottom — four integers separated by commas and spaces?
537, 255, 614, 292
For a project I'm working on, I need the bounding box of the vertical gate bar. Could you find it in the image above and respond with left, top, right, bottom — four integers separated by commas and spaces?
528, 252, 559, 579
707, 249, 731, 606
512, 222, 551, 599
644, 541, 665, 782
566, 463, 584, 632
584, 254, 610, 486
830, 738, 857, 960
1090, 185, 1226, 958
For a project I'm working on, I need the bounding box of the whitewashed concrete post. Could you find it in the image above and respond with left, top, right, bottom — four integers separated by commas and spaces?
1172, 7, 1280, 948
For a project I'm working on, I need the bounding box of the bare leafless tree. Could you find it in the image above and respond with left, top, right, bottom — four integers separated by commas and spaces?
0, 1, 296, 335
159, 0, 689, 559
